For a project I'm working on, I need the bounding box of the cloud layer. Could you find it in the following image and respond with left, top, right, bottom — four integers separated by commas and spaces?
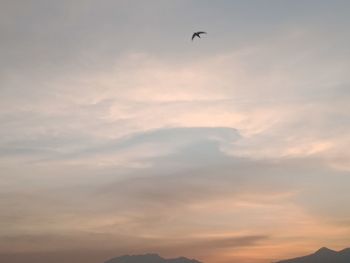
1, 1, 350, 263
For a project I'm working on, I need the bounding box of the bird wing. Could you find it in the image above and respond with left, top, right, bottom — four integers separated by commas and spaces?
197, 31, 207, 35
191, 33, 197, 40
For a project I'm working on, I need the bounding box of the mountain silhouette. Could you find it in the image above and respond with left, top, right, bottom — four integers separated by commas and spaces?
276, 247, 350, 263
104, 253, 202, 263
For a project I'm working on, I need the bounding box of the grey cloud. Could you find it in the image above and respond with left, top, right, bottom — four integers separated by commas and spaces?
2, 0, 349, 74
90, 130, 350, 232
0, 234, 268, 263
40, 127, 240, 163
1, 1, 350, 262
4, 127, 348, 228
1, 126, 350, 263
0, 251, 110, 263
175, 235, 269, 252
85, 127, 239, 154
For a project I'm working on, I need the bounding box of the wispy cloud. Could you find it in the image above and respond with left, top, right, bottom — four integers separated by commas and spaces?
1, 1, 350, 263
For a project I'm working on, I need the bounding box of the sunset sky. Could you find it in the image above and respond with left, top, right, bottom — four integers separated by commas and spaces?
1, 1, 350, 263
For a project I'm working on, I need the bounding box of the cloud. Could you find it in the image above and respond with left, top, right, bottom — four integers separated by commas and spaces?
0, 234, 268, 263
1, 125, 350, 263
1, 1, 350, 263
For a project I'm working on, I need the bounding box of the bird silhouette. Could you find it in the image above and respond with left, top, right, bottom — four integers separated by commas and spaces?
192, 31, 207, 41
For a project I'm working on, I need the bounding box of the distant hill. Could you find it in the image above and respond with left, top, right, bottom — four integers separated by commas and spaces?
276, 247, 350, 263
104, 253, 202, 263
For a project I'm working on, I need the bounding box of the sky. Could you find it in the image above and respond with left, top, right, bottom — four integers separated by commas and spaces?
1, 1, 350, 263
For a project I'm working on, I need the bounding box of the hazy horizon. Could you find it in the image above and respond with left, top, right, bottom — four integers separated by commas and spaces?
1, 1, 350, 263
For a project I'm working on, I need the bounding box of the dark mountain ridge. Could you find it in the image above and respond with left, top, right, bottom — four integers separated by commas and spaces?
104, 253, 202, 263
276, 247, 350, 263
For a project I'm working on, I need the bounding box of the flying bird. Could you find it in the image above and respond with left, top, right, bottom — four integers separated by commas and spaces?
192, 31, 207, 41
